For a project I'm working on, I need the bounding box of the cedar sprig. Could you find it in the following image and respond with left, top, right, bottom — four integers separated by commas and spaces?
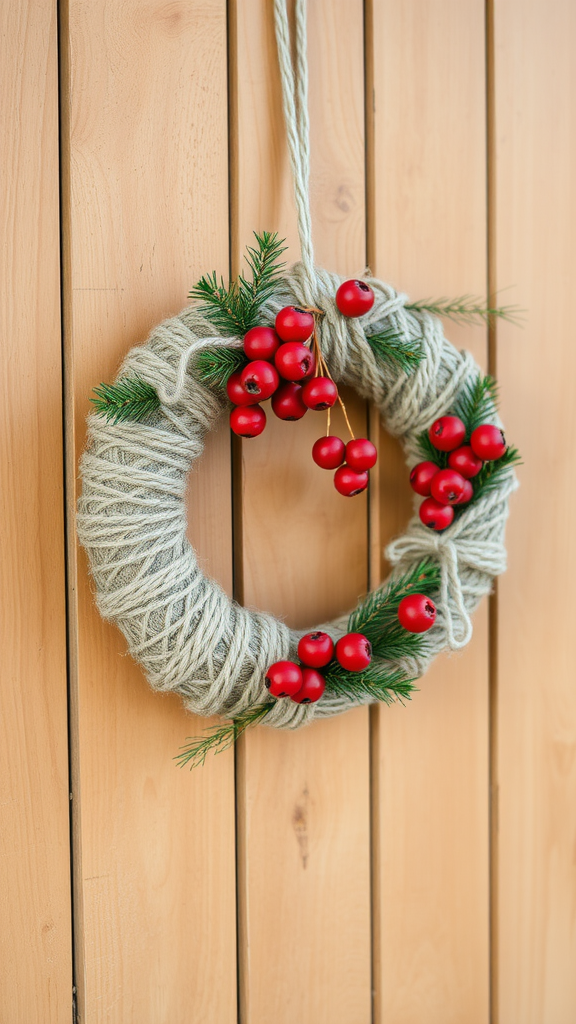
90, 377, 160, 424
348, 559, 441, 659
195, 347, 246, 389
175, 701, 275, 770
406, 294, 523, 326
470, 446, 521, 502
324, 661, 416, 705
452, 373, 499, 435
189, 231, 287, 336
366, 326, 424, 374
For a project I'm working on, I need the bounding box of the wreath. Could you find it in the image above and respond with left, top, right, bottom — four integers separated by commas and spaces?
77, 0, 520, 767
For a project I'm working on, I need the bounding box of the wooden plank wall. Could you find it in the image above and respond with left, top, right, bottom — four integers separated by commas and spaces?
2, 1, 576, 1022
0, 1, 72, 1020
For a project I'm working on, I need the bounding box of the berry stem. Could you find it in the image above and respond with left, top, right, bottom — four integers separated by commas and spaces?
308, 310, 355, 441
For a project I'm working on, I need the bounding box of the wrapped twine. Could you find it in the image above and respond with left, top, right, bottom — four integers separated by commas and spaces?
77, 0, 517, 728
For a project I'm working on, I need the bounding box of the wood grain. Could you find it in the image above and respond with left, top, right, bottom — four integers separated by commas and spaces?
0, 1, 72, 1020
61, 1, 236, 1020
231, 1, 372, 1021
368, 2, 491, 1021
492, 0, 576, 1019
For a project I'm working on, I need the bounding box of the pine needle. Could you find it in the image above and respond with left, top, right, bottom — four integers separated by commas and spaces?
175, 702, 274, 770
195, 348, 246, 389
366, 327, 424, 374
452, 373, 499, 435
406, 294, 524, 326
324, 661, 416, 705
471, 446, 521, 502
90, 377, 160, 424
189, 231, 287, 336
348, 559, 441, 660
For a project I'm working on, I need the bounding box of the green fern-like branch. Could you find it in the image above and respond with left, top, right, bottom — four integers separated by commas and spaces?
175, 702, 274, 770
406, 294, 523, 326
471, 446, 521, 502
195, 347, 246, 389
324, 661, 416, 705
189, 231, 287, 336
348, 559, 441, 660
366, 327, 424, 374
90, 377, 160, 424
452, 374, 499, 435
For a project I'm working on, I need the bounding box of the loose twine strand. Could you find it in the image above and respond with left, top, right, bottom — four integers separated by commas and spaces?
76, 1, 518, 727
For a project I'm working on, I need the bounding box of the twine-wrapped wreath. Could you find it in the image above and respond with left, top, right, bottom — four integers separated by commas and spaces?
77, 0, 518, 735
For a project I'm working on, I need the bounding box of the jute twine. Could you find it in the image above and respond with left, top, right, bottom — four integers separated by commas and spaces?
77, 0, 517, 728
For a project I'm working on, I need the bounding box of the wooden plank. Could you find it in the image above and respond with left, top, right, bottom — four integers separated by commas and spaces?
0, 1, 72, 1020
492, 1, 576, 1019
231, 1, 372, 1021
61, 2, 237, 1020
368, 2, 491, 1021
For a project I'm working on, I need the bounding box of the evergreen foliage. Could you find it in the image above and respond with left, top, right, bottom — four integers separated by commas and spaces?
366, 326, 424, 374
195, 347, 246, 389
175, 702, 274, 770
189, 231, 287, 336
90, 377, 160, 424
348, 559, 441, 660
406, 294, 523, 326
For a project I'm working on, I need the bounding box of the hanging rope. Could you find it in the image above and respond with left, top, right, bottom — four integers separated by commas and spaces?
273, 0, 315, 289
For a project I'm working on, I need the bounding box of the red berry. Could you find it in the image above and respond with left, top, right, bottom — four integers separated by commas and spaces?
345, 438, 377, 471
230, 404, 266, 438
301, 376, 338, 410
312, 435, 346, 469
398, 594, 437, 633
470, 423, 507, 461
448, 445, 483, 478
409, 461, 440, 496
265, 660, 303, 698
275, 306, 315, 343
430, 468, 467, 505
335, 632, 372, 672
419, 497, 454, 531
275, 342, 316, 381
291, 668, 326, 704
240, 359, 279, 401
455, 479, 473, 504
335, 279, 375, 317
271, 382, 307, 420
297, 631, 334, 668
226, 370, 258, 406
428, 415, 466, 452
334, 465, 369, 496
243, 325, 281, 361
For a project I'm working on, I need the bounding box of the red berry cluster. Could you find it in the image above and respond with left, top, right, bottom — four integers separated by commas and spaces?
265, 629, 372, 705
227, 280, 378, 497
410, 416, 508, 531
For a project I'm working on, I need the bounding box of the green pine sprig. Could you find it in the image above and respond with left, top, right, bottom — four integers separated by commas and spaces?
189, 231, 287, 336
175, 701, 275, 770
90, 377, 160, 424
324, 661, 416, 705
470, 446, 522, 502
195, 347, 246, 389
366, 326, 424, 374
451, 374, 499, 435
406, 294, 523, 326
348, 559, 441, 660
